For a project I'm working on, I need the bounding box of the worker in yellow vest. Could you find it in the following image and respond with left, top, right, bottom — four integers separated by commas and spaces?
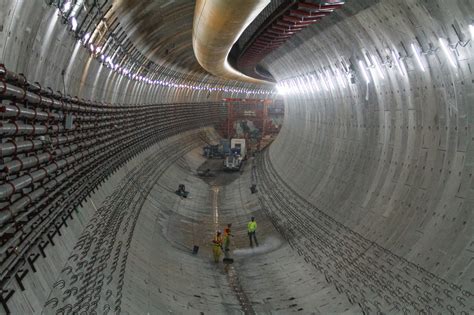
212, 231, 223, 263
247, 217, 259, 248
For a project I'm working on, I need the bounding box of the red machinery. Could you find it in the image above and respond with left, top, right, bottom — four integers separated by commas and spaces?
218, 98, 283, 144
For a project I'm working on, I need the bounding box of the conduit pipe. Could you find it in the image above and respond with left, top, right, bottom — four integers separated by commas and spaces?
0, 65, 228, 295
192, 0, 274, 86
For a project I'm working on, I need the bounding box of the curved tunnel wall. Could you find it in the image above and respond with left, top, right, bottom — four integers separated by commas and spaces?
0, 2, 239, 311
0, 1, 262, 104
0, 0, 473, 313
264, 0, 473, 293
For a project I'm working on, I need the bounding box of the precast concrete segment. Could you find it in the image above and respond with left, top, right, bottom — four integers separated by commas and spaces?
211, 156, 355, 313
0, 70, 226, 301
89, 142, 358, 314
256, 150, 473, 313
1, 0, 473, 314
56, 141, 350, 314
236, 240, 354, 314
259, 0, 473, 312
3, 129, 215, 314
120, 145, 244, 314
0, 1, 259, 105
209, 181, 255, 314
42, 132, 208, 314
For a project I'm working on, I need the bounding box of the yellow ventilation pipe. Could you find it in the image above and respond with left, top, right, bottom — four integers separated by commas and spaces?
192, 0, 273, 86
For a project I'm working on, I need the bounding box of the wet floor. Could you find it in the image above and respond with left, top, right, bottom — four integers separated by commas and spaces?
202, 157, 255, 314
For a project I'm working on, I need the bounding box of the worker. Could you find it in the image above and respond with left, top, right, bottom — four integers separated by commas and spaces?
212, 231, 223, 263
223, 223, 233, 257
247, 217, 259, 247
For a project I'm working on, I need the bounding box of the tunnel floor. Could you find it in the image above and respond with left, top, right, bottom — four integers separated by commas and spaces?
196, 158, 241, 186
37, 132, 353, 315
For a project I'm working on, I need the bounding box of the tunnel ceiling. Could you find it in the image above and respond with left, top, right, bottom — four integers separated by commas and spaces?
1, 0, 473, 314
234, 0, 345, 81
113, 0, 203, 74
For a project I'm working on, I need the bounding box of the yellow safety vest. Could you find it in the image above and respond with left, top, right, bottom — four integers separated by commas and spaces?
212, 235, 222, 247
248, 221, 257, 232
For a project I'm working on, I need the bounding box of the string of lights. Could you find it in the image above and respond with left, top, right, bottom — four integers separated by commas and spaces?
49, 0, 274, 96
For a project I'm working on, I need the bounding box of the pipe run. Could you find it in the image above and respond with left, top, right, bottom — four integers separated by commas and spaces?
192, 0, 274, 86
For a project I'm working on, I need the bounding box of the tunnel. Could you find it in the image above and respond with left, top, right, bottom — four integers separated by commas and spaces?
0, 0, 473, 314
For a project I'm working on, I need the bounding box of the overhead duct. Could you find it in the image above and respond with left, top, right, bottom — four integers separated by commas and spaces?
192, 0, 273, 86
236, 1, 345, 80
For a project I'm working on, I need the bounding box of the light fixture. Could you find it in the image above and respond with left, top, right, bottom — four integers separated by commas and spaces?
358, 60, 370, 83
70, 17, 78, 31
438, 38, 457, 68
82, 32, 91, 44
391, 50, 404, 76
411, 43, 425, 72
340, 60, 353, 85
62, 0, 72, 13
276, 83, 286, 95
370, 54, 384, 79
363, 53, 377, 83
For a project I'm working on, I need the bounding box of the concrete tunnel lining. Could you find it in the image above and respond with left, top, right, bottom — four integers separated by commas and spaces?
0, 0, 473, 314
8, 127, 350, 314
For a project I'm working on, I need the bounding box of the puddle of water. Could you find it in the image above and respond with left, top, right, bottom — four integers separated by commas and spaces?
211, 185, 220, 230
232, 236, 282, 257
